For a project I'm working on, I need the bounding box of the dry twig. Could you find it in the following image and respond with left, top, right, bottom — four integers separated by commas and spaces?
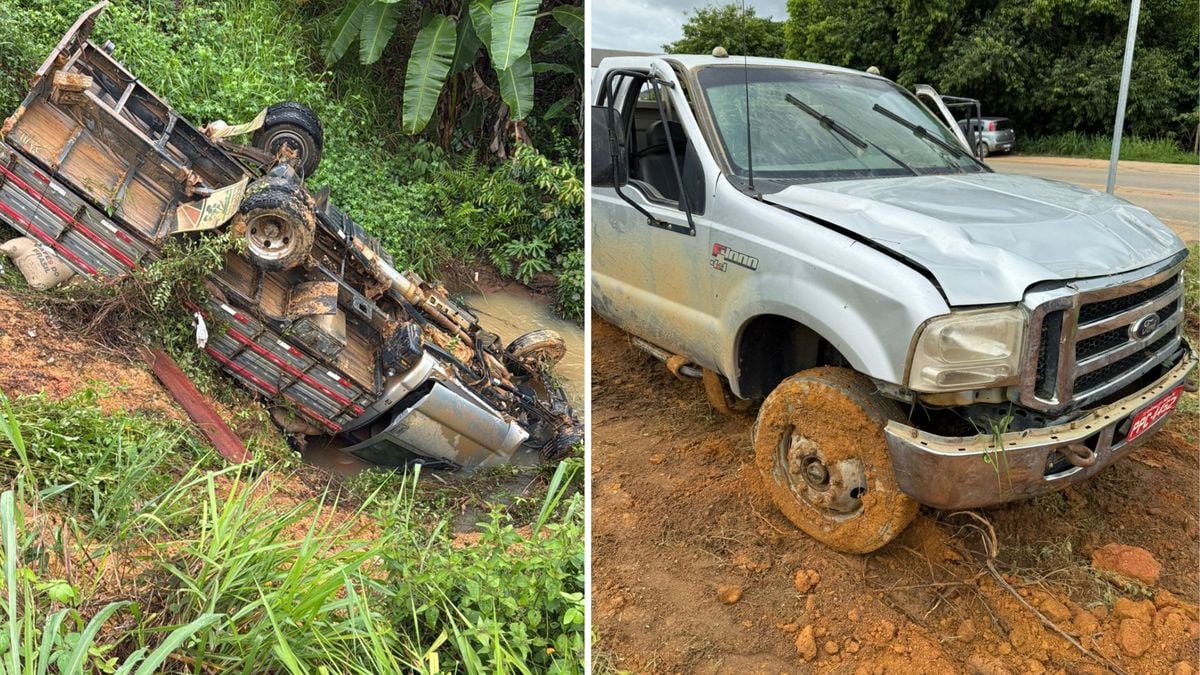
946, 510, 1127, 675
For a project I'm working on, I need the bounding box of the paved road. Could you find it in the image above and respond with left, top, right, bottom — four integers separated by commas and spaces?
987, 155, 1199, 243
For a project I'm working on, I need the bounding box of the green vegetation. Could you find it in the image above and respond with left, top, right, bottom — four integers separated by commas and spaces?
0, 0, 583, 320
785, 0, 1200, 154
663, 3, 786, 57
323, 0, 582, 137
1019, 133, 1200, 165
0, 389, 585, 671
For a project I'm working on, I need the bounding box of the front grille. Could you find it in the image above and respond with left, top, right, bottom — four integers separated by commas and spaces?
1034, 310, 1063, 399
1074, 332, 1175, 394
1026, 257, 1186, 411
1074, 299, 1179, 361
1077, 275, 1178, 324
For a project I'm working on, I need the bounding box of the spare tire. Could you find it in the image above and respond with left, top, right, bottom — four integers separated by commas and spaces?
252, 102, 324, 177
232, 182, 315, 270
507, 329, 567, 365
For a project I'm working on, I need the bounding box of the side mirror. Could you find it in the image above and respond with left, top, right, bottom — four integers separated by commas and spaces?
590, 105, 628, 188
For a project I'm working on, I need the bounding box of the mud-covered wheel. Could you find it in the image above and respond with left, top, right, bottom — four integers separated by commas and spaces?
252, 102, 324, 176
233, 184, 314, 270
753, 367, 916, 553
507, 329, 567, 365
976, 142, 989, 159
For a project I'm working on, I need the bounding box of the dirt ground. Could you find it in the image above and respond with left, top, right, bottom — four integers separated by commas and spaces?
591, 316, 1199, 674
0, 290, 184, 420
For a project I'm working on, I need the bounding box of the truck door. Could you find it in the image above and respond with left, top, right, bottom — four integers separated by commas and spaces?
591, 61, 716, 359
913, 84, 973, 153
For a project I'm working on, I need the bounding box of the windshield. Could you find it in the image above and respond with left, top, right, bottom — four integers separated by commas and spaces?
695, 65, 985, 182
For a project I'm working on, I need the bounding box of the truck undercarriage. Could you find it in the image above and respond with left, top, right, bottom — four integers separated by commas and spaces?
0, 2, 581, 469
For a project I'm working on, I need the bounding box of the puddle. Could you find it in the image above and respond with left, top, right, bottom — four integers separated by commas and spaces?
460, 287, 584, 408
300, 285, 583, 477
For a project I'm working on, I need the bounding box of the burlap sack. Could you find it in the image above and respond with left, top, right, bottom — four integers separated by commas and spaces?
0, 237, 76, 290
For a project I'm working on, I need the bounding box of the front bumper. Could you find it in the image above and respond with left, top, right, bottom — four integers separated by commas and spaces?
885, 345, 1196, 509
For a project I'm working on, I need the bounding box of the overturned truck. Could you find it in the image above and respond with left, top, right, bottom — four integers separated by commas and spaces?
0, 2, 581, 468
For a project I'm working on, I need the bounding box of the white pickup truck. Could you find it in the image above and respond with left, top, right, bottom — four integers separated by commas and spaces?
590, 53, 1194, 553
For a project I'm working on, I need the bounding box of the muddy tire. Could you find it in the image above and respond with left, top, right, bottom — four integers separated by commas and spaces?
545, 423, 584, 460
253, 102, 324, 176
507, 329, 567, 365
233, 184, 314, 270
702, 368, 753, 415
753, 367, 916, 553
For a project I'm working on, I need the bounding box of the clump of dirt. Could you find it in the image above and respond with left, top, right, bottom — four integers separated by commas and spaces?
591, 315, 1200, 674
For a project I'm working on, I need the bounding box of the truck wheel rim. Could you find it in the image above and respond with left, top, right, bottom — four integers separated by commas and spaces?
779, 426, 867, 519
267, 128, 313, 166
247, 212, 296, 261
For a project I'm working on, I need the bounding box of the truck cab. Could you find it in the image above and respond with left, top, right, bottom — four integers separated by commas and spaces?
590, 53, 1194, 552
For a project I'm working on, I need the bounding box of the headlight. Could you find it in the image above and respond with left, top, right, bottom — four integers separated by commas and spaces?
908, 307, 1026, 392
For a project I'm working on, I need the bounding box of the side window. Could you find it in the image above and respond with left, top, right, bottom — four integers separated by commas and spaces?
622, 78, 694, 206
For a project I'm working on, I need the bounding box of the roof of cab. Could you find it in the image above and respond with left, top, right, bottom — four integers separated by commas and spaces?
594, 54, 884, 80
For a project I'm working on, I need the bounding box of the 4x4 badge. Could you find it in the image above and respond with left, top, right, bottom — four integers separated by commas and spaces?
1130, 313, 1160, 340
711, 243, 758, 272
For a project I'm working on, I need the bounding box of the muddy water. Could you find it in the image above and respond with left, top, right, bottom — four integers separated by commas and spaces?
461, 288, 584, 407
301, 286, 583, 476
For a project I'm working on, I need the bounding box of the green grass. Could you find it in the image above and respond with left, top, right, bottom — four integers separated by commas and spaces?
0, 387, 202, 537
1019, 132, 1200, 165
0, 388, 585, 672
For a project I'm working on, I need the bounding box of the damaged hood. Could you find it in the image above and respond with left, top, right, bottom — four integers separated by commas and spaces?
766, 172, 1185, 306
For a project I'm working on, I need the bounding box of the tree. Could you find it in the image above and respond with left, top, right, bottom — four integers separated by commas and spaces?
783, 0, 1199, 147
664, 3, 786, 58
322, 0, 582, 151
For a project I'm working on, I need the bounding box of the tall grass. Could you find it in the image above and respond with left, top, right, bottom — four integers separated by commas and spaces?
0, 389, 200, 537
0, 412, 220, 674
1019, 132, 1199, 165
0, 388, 585, 671
142, 470, 402, 673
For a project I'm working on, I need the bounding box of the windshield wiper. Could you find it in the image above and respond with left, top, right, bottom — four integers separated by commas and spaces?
784, 94, 917, 176
871, 103, 975, 169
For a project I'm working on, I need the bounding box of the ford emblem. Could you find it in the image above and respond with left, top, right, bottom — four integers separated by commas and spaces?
1129, 313, 1160, 340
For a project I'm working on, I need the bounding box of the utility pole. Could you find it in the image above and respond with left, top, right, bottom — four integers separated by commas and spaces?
1106, 0, 1141, 194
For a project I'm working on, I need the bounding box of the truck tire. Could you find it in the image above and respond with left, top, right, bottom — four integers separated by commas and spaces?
252, 102, 324, 176
752, 367, 916, 553
232, 183, 315, 270
507, 329, 567, 365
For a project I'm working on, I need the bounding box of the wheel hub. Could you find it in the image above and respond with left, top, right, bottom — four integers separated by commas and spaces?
268, 129, 310, 162
247, 214, 293, 260
800, 455, 829, 489
781, 429, 867, 517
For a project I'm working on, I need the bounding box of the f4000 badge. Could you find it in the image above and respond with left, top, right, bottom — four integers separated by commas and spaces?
710, 243, 758, 272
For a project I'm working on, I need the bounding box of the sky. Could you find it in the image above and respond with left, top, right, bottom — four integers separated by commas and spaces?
591, 0, 789, 54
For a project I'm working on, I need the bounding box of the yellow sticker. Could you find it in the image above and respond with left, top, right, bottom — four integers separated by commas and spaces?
174, 177, 248, 233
